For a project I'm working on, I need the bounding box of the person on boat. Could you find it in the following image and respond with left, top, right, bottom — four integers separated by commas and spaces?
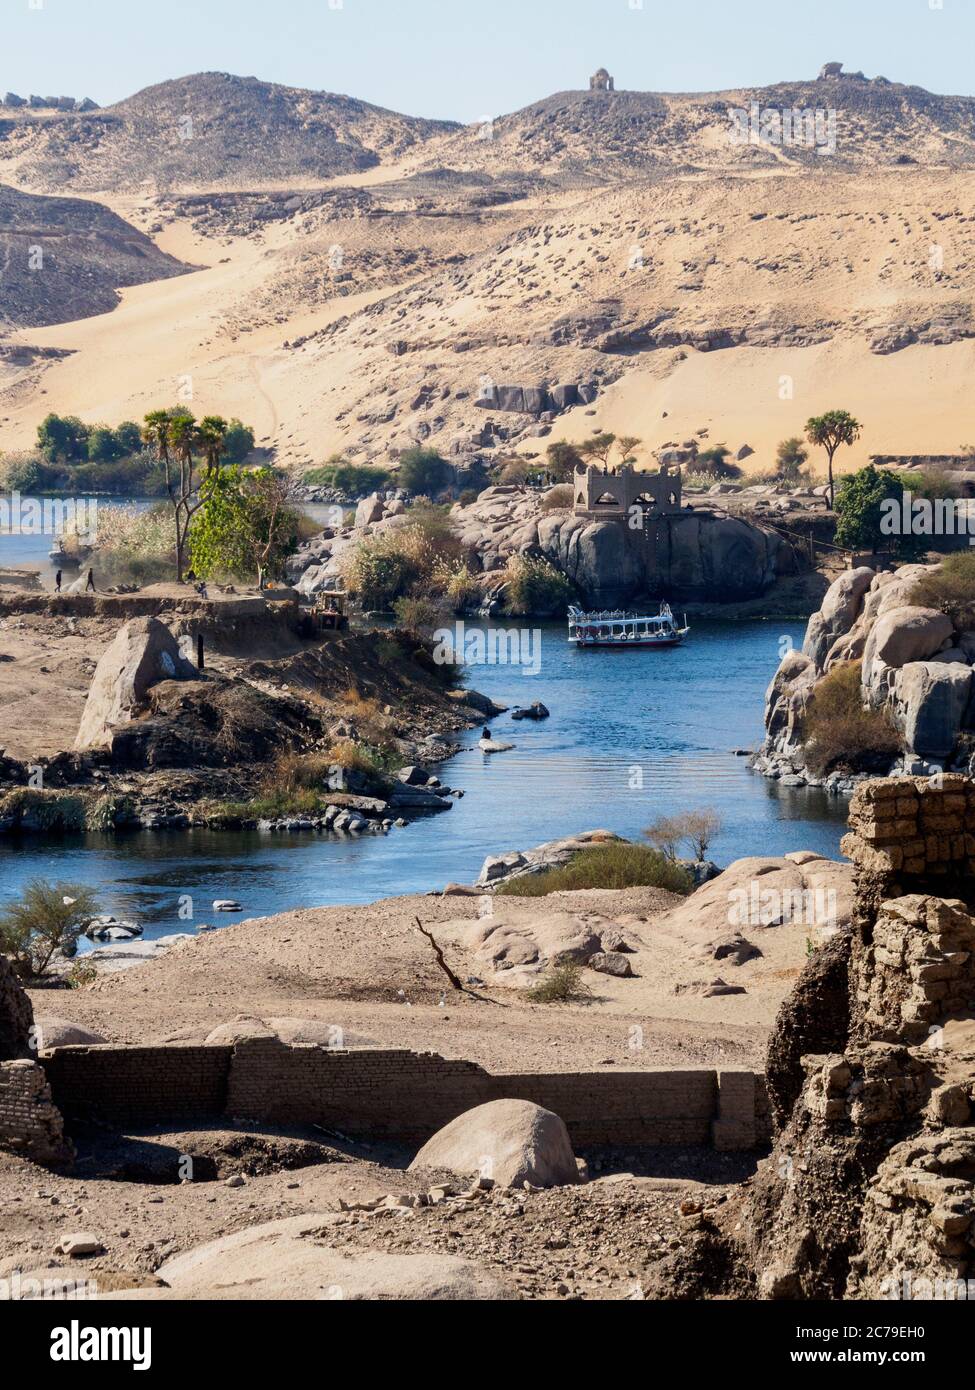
85, 568, 95, 593
54, 569, 62, 594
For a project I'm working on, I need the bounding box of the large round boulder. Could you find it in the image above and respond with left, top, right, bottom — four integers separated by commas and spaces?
409, 1099, 579, 1189
802, 567, 874, 672
890, 661, 974, 758
33, 1018, 107, 1050
148, 1216, 517, 1300
75, 616, 199, 751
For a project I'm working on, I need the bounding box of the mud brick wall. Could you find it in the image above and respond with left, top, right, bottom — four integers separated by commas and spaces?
226, 1039, 735, 1146
842, 774, 975, 880
0, 1059, 72, 1165
41, 1040, 771, 1150
43, 1044, 231, 1123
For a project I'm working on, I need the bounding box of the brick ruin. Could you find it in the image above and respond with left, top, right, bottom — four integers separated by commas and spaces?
0, 955, 72, 1166
40, 1040, 769, 1154
650, 773, 975, 1300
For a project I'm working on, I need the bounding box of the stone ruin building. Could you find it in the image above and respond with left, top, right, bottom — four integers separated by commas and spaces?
589, 68, 615, 92
649, 772, 975, 1302
573, 461, 682, 522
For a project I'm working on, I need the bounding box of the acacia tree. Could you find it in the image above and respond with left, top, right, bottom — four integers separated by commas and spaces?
142, 409, 228, 581
805, 410, 862, 510
578, 433, 643, 470
190, 466, 301, 587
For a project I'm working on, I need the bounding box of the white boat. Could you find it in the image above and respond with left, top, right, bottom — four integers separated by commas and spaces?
568, 602, 689, 649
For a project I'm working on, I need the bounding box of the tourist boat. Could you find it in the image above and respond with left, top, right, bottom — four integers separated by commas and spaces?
567, 602, 689, 649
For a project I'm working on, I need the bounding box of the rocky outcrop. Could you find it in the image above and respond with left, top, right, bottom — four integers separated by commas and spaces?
75, 616, 200, 751
452, 488, 794, 607
151, 1215, 517, 1299
410, 1099, 579, 1189
476, 829, 624, 888
758, 560, 975, 785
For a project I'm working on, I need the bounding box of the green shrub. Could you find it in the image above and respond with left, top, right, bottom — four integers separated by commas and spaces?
0, 452, 60, 491
803, 660, 903, 777
0, 879, 100, 978
775, 436, 809, 482
496, 843, 693, 897
393, 595, 446, 631
688, 447, 741, 478
503, 554, 574, 616
835, 465, 922, 556
526, 958, 592, 1004
304, 459, 393, 495
0, 789, 86, 832
397, 447, 451, 497
85, 795, 137, 832
343, 532, 426, 609
911, 552, 975, 628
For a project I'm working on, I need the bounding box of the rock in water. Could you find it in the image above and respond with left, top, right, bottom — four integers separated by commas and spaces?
74, 617, 199, 751
479, 737, 515, 753
409, 1099, 579, 1189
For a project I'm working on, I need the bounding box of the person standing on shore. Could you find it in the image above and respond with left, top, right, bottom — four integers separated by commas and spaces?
54, 570, 62, 594
85, 568, 95, 593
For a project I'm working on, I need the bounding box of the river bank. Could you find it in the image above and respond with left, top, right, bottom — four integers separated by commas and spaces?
0, 616, 849, 940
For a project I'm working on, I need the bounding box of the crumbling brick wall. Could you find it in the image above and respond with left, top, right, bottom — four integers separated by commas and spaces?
42, 1040, 771, 1150
842, 774, 975, 921
0, 1059, 73, 1166
0, 954, 72, 1165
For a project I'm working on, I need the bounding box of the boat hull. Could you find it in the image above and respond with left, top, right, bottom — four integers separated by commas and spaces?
569, 635, 685, 649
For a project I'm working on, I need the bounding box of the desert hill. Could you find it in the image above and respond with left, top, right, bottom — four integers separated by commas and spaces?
1, 66, 974, 476
0, 183, 193, 329
0, 72, 459, 195
407, 73, 975, 180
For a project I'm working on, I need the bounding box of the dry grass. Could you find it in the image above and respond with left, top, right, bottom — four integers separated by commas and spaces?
803, 660, 903, 777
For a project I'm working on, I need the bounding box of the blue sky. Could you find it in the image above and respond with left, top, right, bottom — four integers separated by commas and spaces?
3, 0, 973, 120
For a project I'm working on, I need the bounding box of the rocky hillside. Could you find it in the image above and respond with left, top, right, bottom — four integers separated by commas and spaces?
411, 71, 975, 180
2, 67, 974, 470
0, 184, 193, 328
0, 73, 458, 194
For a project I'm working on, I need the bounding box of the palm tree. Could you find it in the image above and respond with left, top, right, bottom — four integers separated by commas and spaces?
805, 411, 862, 510
196, 415, 229, 478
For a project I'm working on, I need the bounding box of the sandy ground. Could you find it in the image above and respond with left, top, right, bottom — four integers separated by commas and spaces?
30, 882, 814, 1073
4, 876, 815, 1300
0, 587, 296, 762
535, 337, 975, 474
0, 1131, 754, 1300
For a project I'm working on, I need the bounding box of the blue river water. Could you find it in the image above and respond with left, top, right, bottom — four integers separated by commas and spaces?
0, 617, 847, 943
